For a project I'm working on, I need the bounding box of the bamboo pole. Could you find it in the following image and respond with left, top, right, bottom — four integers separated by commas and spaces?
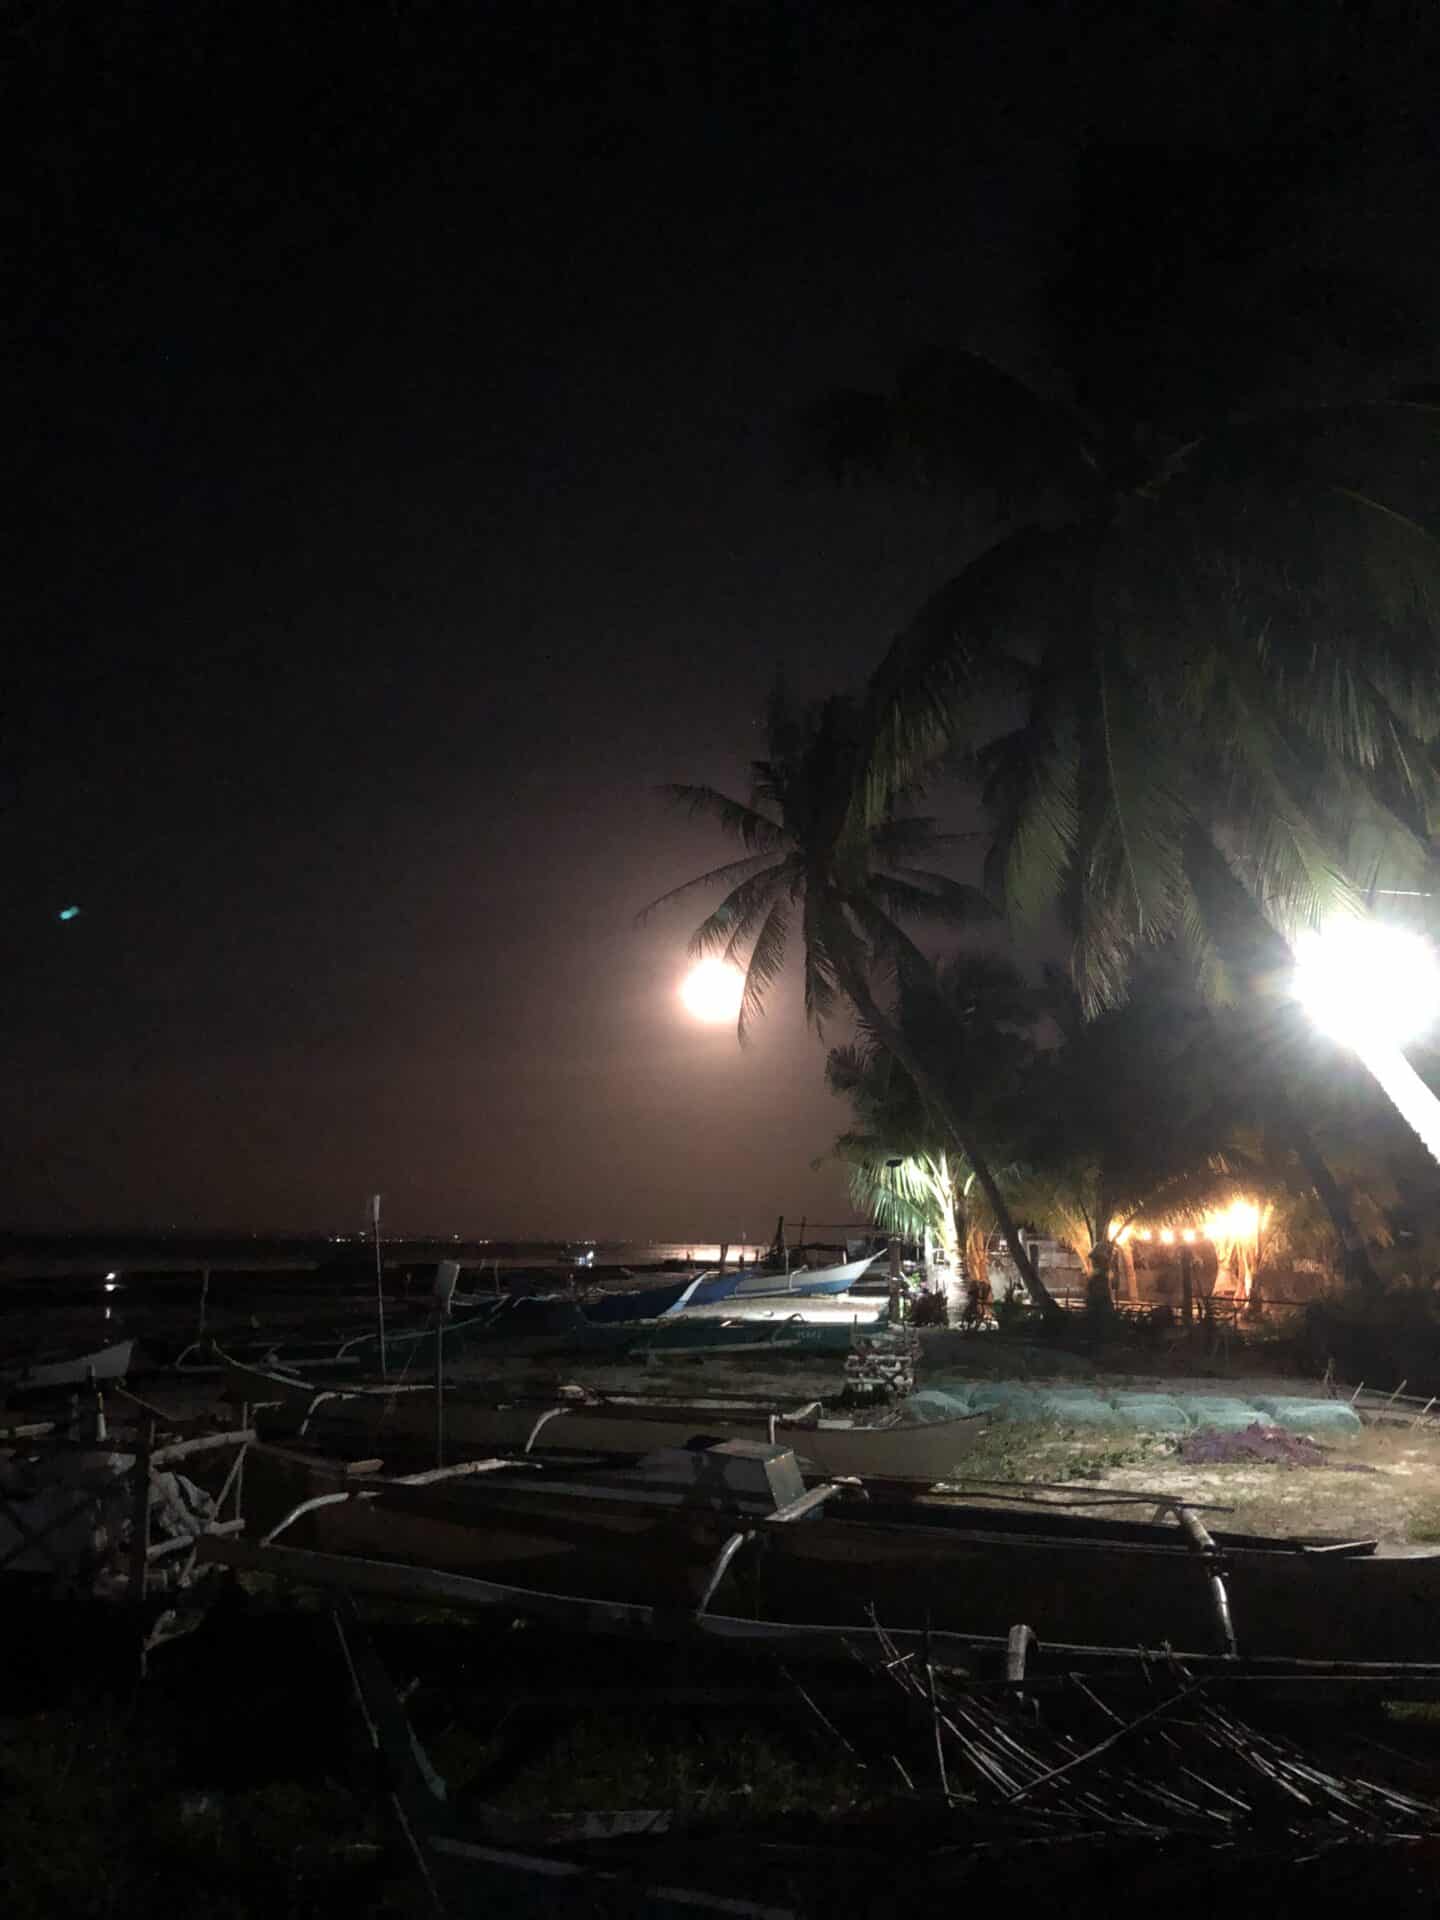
371, 1194, 388, 1380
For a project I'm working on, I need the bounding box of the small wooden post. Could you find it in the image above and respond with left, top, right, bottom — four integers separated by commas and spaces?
130, 1420, 155, 1609
371, 1194, 388, 1380
197, 1267, 210, 1340
1005, 1622, 1037, 1681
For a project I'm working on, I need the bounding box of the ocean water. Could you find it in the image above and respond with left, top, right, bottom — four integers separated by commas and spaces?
606, 1242, 768, 1266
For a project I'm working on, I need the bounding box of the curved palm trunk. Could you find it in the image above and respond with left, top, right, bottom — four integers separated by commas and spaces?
833, 961, 1064, 1323
1271, 1091, 1379, 1292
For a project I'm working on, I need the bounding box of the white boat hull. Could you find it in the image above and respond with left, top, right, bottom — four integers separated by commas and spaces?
726, 1253, 881, 1299
2, 1338, 136, 1392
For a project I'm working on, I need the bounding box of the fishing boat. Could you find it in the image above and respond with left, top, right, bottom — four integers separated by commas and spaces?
0, 1338, 136, 1394
666, 1296, 889, 1328
330, 1282, 888, 1369
339, 1297, 645, 1366
576, 1274, 710, 1322
685, 1251, 882, 1305
223, 1357, 986, 1483
632, 1313, 883, 1360
214, 1435, 1440, 1665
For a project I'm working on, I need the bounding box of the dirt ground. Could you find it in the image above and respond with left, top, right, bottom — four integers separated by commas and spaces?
478, 1341, 1440, 1550
14, 1303, 1440, 1553
944, 1417, 1440, 1547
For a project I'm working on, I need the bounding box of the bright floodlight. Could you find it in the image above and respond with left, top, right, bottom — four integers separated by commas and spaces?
680, 957, 745, 1024
1293, 921, 1440, 1051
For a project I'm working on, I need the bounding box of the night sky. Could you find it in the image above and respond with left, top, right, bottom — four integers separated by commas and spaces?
7, 5, 1435, 1237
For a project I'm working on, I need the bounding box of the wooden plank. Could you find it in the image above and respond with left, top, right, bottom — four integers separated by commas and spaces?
150, 1428, 256, 1466
764, 1482, 843, 1525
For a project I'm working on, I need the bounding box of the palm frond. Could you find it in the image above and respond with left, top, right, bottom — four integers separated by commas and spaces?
980, 698, 1081, 924
636, 850, 786, 923
686, 868, 785, 961
866, 870, 997, 927
867, 815, 974, 862
859, 523, 1091, 815
659, 785, 785, 853
801, 885, 841, 1029
1210, 656, 1359, 940
1092, 648, 1193, 936
736, 898, 790, 1043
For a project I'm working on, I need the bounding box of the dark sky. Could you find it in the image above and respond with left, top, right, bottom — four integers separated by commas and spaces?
7, 4, 1435, 1237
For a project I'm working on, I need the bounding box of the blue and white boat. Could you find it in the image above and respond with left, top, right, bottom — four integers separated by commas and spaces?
685, 1250, 881, 1306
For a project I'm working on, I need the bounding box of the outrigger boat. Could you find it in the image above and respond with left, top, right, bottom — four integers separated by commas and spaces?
223, 1356, 985, 1484
1, 1337, 136, 1394
694, 1251, 882, 1301
212, 1434, 1440, 1666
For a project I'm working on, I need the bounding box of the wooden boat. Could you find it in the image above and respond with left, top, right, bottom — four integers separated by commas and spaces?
0, 1337, 136, 1394
688, 1251, 882, 1304
657, 1297, 888, 1329
337, 1297, 638, 1366
631, 1314, 880, 1359
220, 1436, 1440, 1665
223, 1357, 988, 1484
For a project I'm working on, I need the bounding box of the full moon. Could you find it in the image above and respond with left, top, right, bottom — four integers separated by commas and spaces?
680, 957, 745, 1024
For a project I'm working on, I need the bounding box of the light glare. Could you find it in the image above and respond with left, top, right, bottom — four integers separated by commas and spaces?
1295, 921, 1440, 1051
680, 957, 745, 1025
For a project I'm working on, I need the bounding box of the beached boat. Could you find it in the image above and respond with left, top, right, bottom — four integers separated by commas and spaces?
223, 1357, 985, 1483
576, 1275, 709, 1322
330, 1285, 889, 1369
337, 1296, 638, 1366
685, 1251, 882, 1304
632, 1314, 880, 1360
0, 1337, 136, 1394
667, 1297, 889, 1328
217, 1435, 1440, 1665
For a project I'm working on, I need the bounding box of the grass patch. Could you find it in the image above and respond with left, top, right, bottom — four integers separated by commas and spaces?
952, 1421, 1171, 1485
1407, 1498, 1440, 1543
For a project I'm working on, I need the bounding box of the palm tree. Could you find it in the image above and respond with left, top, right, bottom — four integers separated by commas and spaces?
842, 371, 1440, 1012
823, 1051, 968, 1270
823, 955, 1033, 1280
801, 145, 1440, 1004
1012, 964, 1264, 1283
641, 685, 1065, 1317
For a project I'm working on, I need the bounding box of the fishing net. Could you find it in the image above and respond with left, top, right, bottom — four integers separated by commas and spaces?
1029, 1389, 1118, 1426
1106, 1392, 1191, 1432
899, 1387, 974, 1424
1171, 1395, 1272, 1432
1250, 1396, 1363, 1436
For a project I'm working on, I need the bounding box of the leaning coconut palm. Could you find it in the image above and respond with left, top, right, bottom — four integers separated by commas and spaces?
847, 373, 1440, 1011
829, 1124, 966, 1270
641, 685, 1064, 1317
824, 1026, 999, 1280
804, 144, 1440, 1006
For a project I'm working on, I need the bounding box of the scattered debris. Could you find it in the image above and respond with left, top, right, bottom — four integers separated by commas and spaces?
1179, 1422, 1364, 1469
